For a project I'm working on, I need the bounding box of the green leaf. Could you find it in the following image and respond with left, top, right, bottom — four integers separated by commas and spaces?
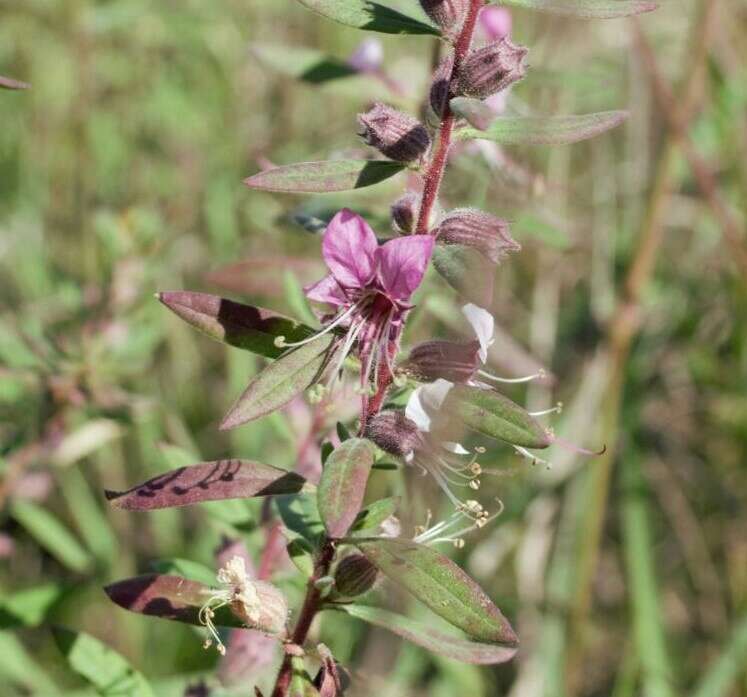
495, 0, 656, 18
355, 538, 517, 644
10, 500, 93, 573
244, 160, 406, 194
444, 384, 552, 448
339, 605, 518, 664
0, 584, 65, 629
318, 439, 376, 538
287, 538, 315, 576
455, 111, 628, 146
277, 494, 325, 545
289, 655, 321, 697
220, 335, 335, 430
158, 291, 314, 359
295, 0, 439, 35
432, 244, 495, 307
449, 97, 497, 131
0, 631, 59, 694
53, 628, 155, 696
253, 43, 358, 83
350, 496, 400, 534
691, 613, 747, 697
150, 559, 216, 586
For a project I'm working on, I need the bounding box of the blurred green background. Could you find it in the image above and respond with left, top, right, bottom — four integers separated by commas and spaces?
1, 0, 746, 695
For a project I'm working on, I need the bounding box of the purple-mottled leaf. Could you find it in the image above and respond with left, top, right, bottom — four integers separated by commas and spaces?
317, 439, 375, 538
432, 243, 495, 307
495, 0, 656, 18
220, 335, 336, 430
339, 605, 519, 664
105, 574, 243, 628
244, 160, 405, 194
296, 0, 439, 35
253, 43, 358, 83
355, 538, 517, 644
105, 460, 308, 511
0, 75, 30, 90
444, 384, 551, 448
158, 291, 314, 359
455, 111, 628, 146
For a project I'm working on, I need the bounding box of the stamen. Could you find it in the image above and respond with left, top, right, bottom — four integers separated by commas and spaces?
529, 402, 563, 417
477, 368, 546, 384
514, 445, 553, 470
275, 300, 362, 349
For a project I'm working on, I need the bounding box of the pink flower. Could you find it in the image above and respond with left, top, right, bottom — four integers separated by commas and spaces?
298, 209, 434, 391
479, 6, 512, 41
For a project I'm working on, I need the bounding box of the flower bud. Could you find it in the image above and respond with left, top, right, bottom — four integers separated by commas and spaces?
357, 103, 430, 163
456, 38, 528, 99
434, 208, 520, 264
420, 0, 469, 34
391, 192, 420, 233
364, 410, 424, 459
404, 340, 481, 383
333, 554, 378, 597
429, 54, 454, 121
231, 580, 288, 636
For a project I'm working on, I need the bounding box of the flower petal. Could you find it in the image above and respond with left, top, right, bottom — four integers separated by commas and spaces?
462, 303, 495, 363
322, 209, 378, 289
377, 235, 434, 301
405, 379, 454, 433
304, 274, 348, 306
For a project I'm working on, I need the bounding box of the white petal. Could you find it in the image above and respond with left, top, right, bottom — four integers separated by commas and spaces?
462, 303, 495, 363
443, 442, 470, 455
405, 379, 454, 433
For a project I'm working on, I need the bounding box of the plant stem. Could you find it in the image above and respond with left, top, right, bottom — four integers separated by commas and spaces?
415, 0, 483, 234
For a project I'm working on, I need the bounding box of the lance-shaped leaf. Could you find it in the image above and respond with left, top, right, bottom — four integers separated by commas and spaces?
296, 0, 439, 35
455, 111, 628, 146
105, 460, 308, 511
350, 496, 400, 535
432, 243, 495, 307
158, 291, 314, 359
221, 335, 335, 429
0, 75, 30, 90
339, 605, 519, 664
0, 584, 66, 629
105, 574, 243, 628
53, 629, 155, 697
444, 384, 551, 448
495, 0, 656, 18
318, 439, 375, 538
450, 97, 497, 131
244, 160, 405, 194
355, 538, 517, 644
253, 43, 358, 84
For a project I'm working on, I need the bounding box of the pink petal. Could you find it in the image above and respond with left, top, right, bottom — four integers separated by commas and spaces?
376, 235, 434, 301
322, 209, 378, 289
479, 6, 512, 41
304, 274, 348, 306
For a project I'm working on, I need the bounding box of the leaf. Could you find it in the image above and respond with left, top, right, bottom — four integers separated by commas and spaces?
53, 629, 155, 697
444, 384, 552, 448
350, 496, 400, 535
253, 43, 358, 84
354, 538, 517, 644
455, 111, 628, 146
287, 538, 315, 576
339, 605, 518, 664
158, 291, 314, 359
0, 75, 30, 90
220, 336, 335, 430
290, 656, 321, 697
10, 500, 93, 574
318, 439, 375, 538
150, 559, 217, 586
105, 460, 308, 511
0, 584, 65, 629
105, 574, 244, 628
495, 0, 656, 18
692, 612, 747, 697
244, 160, 406, 194
432, 244, 495, 307
449, 97, 497, 131
51, 419, 124, 467
295, 0, 439, 35
277, 495, 325, 544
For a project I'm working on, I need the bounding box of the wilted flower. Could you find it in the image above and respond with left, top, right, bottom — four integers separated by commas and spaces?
357, 103, 430, 163
457, 38, 528, 99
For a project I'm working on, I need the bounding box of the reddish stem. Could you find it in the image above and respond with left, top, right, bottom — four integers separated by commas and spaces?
415, 0, 484, 235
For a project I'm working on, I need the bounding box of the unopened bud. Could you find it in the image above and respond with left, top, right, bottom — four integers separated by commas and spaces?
334, 554, 378, 597
391, 193, 420, 233
457, 38, 528, 99
435, 208, 520, 264
420, 0, 469, 34
429, 54, 454, 121
404, 340, 481, 383
357, 103, 430, 163
232, 580, 288, 636
364, 410, 424, 459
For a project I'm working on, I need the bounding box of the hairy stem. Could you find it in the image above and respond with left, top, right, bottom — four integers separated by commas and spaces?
415, 0, 484, 234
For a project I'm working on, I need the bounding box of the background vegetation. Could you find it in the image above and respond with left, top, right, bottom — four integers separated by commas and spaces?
1, 0, 746, 695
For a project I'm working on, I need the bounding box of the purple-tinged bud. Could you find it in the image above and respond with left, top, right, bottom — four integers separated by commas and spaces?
357, 103, 430, 163
456, 38, 528, 99
429, 54, 454, 121
435, 208, 520, 264
391, 192, 420, 234
419, 0, 470, 34
364, 410, 424, 459
404, 340, 481, 383
333, 554, 378, 597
